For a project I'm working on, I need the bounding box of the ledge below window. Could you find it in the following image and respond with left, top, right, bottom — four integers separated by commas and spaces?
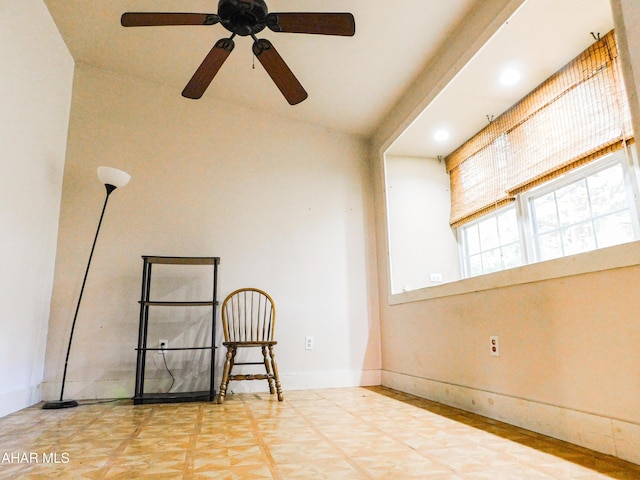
388, 240, 640, 305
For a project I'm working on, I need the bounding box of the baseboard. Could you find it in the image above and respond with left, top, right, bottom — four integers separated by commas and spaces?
40, 369, 382, 401
0, 385, 42, 418
40, 380, 133, 402
226, 369, 381, 394
381, 370, 640, 465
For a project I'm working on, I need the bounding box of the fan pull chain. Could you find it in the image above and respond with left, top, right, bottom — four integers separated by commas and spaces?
250, 34, 258, 69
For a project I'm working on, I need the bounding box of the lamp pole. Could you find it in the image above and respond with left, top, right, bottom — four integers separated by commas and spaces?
43, 168, 130, 409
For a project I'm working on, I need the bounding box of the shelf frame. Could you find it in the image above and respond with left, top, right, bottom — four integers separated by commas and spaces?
133, 256, 220, 405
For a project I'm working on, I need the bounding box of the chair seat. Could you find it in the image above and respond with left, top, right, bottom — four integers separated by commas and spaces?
223, 341, 278, 347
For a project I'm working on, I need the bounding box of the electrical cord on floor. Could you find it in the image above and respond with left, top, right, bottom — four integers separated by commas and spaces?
161, 350, 175, 393
77, 398, 127, 406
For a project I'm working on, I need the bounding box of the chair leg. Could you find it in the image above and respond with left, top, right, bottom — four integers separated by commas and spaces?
217, 347, 235, 403
262, 346, 275, 394
268, 345, 283, 401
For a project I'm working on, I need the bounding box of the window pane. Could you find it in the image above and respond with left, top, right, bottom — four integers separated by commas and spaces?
562, 222, 596, 256
538, 231, 563, 261
595, 211, 635, 248
556, 180, 591, 226
460, 206, 522, 278
497, 208, 519, 244
531, 192, 558, 234
468, 254, 482, 276
481, 248, 501, 273
465, 224, 480, 255
501, 243, 523, 269
588, 164, 628, 216
478, 216, 499, 250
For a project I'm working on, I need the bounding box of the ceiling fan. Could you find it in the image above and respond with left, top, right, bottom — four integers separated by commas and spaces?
121, 0, 355, 105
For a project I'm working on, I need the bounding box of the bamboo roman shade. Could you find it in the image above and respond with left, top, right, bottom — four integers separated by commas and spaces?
446, 30, 633, 228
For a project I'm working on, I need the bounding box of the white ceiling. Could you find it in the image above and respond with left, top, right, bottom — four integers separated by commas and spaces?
43, 0, 614, 154
43, 0, 476, 138
389, 0, 614, 158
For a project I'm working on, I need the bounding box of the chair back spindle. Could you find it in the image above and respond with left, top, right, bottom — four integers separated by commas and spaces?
222, 288, 276, 343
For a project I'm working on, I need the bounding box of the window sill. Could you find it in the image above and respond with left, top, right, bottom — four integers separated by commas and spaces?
388, 240, 640, 305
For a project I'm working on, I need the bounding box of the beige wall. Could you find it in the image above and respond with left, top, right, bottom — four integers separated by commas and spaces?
0, 0, 74, 416
385, 155, 459, 293
42, 64, 380, 400
379, 245, 640, 462
373, 0, 640, 464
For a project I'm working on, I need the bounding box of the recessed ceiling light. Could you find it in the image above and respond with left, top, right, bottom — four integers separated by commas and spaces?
433, 129, 450, 142
500, 68, 521, 86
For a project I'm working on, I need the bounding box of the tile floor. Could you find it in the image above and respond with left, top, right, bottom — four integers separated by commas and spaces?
0, 386, 639, 479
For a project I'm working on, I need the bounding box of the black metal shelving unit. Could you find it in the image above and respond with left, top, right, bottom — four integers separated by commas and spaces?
133, 256, 220, 405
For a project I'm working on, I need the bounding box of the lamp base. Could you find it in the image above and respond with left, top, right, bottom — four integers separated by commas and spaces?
42, 400, 79, 410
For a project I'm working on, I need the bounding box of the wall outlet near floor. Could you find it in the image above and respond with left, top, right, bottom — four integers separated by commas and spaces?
305, 336, 314, 350
430, 273, 443, 282
159, 339, 168, 354
490, 336, 500, 356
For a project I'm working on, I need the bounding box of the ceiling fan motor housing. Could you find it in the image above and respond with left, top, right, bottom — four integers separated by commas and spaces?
218, 0, 268, 36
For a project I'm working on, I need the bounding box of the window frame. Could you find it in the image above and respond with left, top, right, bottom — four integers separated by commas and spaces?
458, 204, 524, 278
457, 149, 640, 279
520, 149, 640, 263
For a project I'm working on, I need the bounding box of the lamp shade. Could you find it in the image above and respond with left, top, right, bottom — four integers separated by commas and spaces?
97, 166, 131, 189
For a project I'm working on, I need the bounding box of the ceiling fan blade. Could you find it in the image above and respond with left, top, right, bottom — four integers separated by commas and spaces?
267, 13, 355, 36
121, 12, 220, 27
252, 39, 308, 105
182, 38, 235, 99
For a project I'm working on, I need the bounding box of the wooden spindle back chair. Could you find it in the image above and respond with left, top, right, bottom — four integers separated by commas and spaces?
217, 288, 282, 403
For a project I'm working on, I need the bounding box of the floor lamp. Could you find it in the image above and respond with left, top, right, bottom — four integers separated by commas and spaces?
43, 166, 131, 409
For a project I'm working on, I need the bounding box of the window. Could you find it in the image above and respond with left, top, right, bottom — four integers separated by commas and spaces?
385, 30, 637, 291
460, 206, 523, 277
524, 154, 638, 261
447, 31, 633, 229
458, 151, 640, 278
447, 31, 638, 279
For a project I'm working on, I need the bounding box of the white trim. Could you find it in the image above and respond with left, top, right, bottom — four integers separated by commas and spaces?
382, 370, 640, 465
229, 370, 382, 393
40, 370, 382, 401
389, 238, 640, 304
40, 380, 133, 402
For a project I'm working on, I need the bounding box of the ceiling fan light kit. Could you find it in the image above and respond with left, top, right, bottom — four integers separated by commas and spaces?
121, 0, 355, 105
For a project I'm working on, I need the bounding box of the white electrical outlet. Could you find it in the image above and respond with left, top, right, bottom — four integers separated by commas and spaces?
159, 339, 168, 354
305, 336, 314, 350
430, 273, 443, 282
489, 336, 500, 356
